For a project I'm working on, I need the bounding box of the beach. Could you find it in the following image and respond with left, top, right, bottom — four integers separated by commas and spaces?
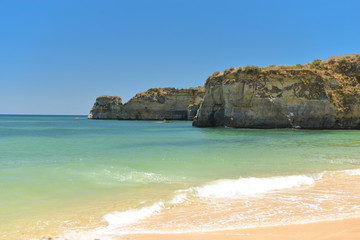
128, 218, 360, 240
1, 116, 360, 239
3, 0, 360, 239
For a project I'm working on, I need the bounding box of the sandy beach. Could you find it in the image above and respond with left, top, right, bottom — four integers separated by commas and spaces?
127, 217, 360, 240
2, 117, 360, 240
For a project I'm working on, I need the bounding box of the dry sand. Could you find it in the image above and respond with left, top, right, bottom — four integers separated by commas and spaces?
126, 217, 360, 240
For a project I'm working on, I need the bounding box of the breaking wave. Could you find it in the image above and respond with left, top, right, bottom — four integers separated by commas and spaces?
188, 174, 322, 198
344, 168, 360, 176
59, 170, 360, 239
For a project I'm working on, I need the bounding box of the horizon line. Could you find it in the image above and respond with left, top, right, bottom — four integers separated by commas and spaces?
0, 114, 88, 116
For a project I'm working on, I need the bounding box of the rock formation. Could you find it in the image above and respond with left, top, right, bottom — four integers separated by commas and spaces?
193, 56, 360, 129
89, 87, 205, 120
88, 96, 123, 119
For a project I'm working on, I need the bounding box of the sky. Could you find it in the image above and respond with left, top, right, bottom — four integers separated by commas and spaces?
1, 0, 359, 115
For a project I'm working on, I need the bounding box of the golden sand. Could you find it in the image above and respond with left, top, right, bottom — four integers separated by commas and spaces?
127, 217, 360, 240
4, 172, 360, 239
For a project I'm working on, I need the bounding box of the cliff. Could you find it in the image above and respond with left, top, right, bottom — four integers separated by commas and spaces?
89, 87, 205, 120
88, 96, 123, 119
193, 56, 360, 129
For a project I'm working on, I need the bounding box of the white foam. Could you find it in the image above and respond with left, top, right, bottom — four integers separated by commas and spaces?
87, 168, 172, 185
103, 201, 165, 229
59, 173, 327, 239
190, 174, 320, 198
169, 193, 188, 205
60, 201, 170, 239
104, 169, 169, 183
344, 169, 360, 176
101, 193, 189, 230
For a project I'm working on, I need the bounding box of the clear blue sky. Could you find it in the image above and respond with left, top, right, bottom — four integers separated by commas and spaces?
1, 0, 359, 115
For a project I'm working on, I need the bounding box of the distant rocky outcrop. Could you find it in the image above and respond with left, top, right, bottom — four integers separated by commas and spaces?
88, 96, 123, 119
193, 56, 360, 129
89, 87, 205, 120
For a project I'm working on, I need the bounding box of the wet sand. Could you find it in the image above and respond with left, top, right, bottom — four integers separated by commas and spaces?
127, 217, 360, 240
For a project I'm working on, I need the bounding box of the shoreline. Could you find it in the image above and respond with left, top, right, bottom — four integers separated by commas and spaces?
126, 217, 360, 240
31, 169, 360, 240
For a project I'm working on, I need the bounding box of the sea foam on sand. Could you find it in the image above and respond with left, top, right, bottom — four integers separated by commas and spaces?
60, 170, 360, 240
189, 174, 321, 198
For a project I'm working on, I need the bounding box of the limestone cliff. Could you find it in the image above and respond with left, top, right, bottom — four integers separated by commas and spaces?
88, 96, 123, 119
89, 87, 205, 120
193, 56, 360, 129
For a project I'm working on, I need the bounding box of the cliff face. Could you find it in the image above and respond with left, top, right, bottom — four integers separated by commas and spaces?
88, 96, 123, 119
193, 56, 360, 129
89, 87, 205, 120
118, 87, 204, 120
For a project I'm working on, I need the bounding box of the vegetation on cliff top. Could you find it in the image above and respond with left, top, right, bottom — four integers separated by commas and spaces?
96, 95, 122, 100
133, 86, 205, 99
120, 86, 205, 105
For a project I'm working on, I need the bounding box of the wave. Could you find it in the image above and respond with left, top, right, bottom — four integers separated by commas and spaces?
102, 169, 169, 183
61, 195, 185, 239
59, 170, 360, 239
85, 168, 173, 185
102, 193, 189, 229
187, 174, 322, 198
344, 168, 360, 176
104, 201, 165, 229
95, 174, 323, 231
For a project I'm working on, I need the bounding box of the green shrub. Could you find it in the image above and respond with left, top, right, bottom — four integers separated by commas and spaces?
223, 67, 236, 75
244, 65, 262, 74
310, 59, 323, 70
211, 71, 221, 77
266, 64, 276, 68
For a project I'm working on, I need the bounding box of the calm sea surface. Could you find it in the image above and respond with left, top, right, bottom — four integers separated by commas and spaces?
1, 115, 360, 239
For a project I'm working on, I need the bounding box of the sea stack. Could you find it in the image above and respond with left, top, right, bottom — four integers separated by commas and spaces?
89, 87, 205, 120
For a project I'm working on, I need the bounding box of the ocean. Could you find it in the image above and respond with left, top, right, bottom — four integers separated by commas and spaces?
1, 115, 360, 239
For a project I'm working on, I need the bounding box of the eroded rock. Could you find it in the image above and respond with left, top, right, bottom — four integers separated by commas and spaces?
193, 57, 360, 129
89, 87, 204, 120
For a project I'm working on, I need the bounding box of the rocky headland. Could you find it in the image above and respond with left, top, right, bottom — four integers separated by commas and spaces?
88, 87, 205, 120
193, 55, 360, 129
89, 55, 360, 129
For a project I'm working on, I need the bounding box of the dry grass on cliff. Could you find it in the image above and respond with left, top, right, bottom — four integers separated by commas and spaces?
134, 87, 205, 98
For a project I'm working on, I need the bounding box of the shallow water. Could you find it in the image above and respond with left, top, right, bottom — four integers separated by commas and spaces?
0, 115, 359, 239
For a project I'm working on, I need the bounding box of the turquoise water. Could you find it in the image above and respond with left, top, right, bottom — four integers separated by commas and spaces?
1, 115, 360, 238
